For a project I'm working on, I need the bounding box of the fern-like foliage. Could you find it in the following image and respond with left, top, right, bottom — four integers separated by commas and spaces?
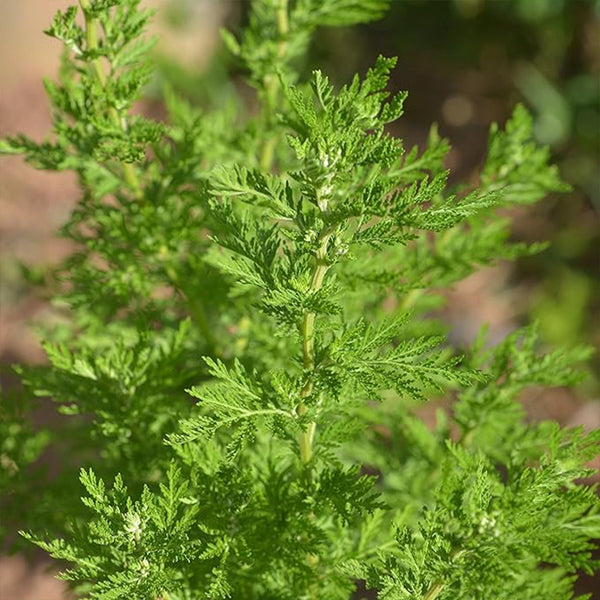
1, 0, 598, 599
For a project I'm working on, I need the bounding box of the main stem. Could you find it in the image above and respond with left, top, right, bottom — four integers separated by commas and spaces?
79, 0, 142, 199
297, 228, 331, 465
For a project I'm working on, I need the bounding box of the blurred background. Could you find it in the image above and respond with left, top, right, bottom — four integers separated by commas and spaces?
0, 0, 599, 597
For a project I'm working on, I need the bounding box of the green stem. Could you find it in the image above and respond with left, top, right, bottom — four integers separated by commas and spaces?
423, 578, 444, 600
297, 227, 331, 465
259, 0, 289, 170
79, 0, 142, 199
276, 0, 290, 44
422, 548, 465, 600
259, 129, 278, 172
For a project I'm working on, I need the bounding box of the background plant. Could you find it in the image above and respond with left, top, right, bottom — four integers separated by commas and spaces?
1, 1, 599, 598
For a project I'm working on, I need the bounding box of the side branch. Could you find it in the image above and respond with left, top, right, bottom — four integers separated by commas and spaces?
78, 0, 143, 199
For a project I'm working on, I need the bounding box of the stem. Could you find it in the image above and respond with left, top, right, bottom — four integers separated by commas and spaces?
78, 0, 142, 199
423, 578, 444, 600
258, 0, 289, 170
297, 227, 331, 465
259, 129, 278, 172
422, 548, 465, 600
276, 0, 290, 45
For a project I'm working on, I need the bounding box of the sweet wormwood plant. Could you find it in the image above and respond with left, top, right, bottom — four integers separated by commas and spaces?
1, 0, 600, 598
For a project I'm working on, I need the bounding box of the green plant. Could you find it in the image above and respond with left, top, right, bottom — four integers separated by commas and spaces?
1, 1, 599, 598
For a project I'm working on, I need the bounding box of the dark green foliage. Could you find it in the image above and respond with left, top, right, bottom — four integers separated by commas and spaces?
1, 0, 598, 599
0, 387, 51, 540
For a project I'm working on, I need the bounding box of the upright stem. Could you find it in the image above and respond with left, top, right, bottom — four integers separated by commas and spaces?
259, 0, 289, 170
423, 578, 445, 600
79, 0, 142, 199
297, 225, 331, 465
276, 0, 290, 44
296, 226, 331, 600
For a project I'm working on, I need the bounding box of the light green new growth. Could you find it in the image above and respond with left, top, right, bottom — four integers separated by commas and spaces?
1, 1, 598, 599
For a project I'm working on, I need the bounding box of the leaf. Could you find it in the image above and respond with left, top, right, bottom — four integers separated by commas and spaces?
210, 165, 296, 219
168, 358, 296, 449
330, 316, 486, 401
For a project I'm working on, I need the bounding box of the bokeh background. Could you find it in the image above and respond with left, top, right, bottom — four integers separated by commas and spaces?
1, 0, 599, 597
